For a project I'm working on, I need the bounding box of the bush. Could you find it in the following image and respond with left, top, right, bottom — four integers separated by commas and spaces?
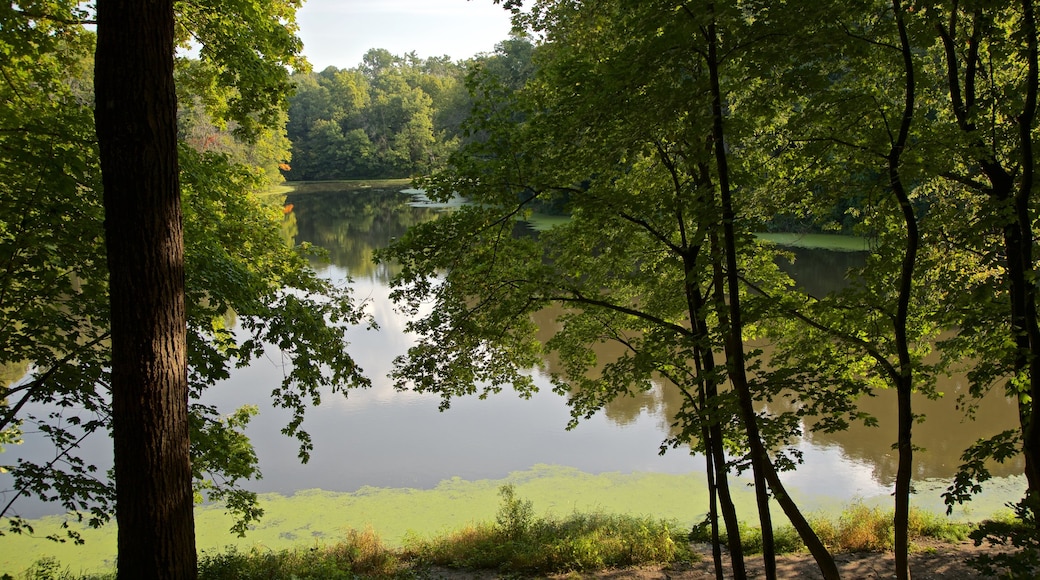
197, 527, 403, 580
967, 496, 1040, 579
404, 485, 692, 574
808, 503, 974, 553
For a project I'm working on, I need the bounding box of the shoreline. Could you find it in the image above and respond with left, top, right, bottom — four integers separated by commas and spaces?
0, 464, 1023, 575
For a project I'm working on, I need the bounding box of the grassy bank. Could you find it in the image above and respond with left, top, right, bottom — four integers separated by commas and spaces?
0, 465, 1024, 576
756, 232, 870, 251
5, 486, 1001, 580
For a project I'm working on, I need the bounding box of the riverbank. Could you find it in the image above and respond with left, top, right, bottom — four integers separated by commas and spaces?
0, 465, 1023, 576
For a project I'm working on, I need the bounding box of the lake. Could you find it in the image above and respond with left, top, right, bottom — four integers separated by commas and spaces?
238, 181, 1022, 501
0, 181, 1024, 561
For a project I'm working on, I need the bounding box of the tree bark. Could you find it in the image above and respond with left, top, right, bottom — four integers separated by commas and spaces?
702, 5, 840, 579
889, 3, 918, 578
94, 0, 198, 577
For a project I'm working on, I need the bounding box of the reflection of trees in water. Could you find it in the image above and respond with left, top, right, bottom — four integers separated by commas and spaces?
288, 185, 441, 281
294, 193, 1022, 485
531, 305, 1021, 483
778, 247, 866, 297
532, 306, 704, 440
796, 382, 1021, 483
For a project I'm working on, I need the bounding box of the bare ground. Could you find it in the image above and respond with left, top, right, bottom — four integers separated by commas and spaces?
420, 539, 1009, 579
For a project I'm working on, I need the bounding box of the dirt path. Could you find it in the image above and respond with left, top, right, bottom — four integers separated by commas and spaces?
421, 540, 1007, 579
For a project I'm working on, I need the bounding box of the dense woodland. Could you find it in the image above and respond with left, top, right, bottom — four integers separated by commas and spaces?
283, 41, 534, 182
1, 1, 1039, 579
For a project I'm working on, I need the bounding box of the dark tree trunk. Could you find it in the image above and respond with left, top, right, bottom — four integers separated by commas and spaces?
888, 3, 919, 579
94, 0, 198, 578
1015, 0, 1040, 514
938, 0, 1040, 521
702, 6, 840, 579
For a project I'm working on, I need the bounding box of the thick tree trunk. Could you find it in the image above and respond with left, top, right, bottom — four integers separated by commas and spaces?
94, 0, 198, 578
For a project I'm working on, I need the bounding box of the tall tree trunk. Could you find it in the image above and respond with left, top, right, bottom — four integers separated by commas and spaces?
94, 0, 198, 578
888, 3, 919, 578
1015, 0, 1040, 515
699, 422, 727, 580
702, 6, 841, 579
666, 139, 747, 580
685, 240, 747, 579
695, 325, 747, 579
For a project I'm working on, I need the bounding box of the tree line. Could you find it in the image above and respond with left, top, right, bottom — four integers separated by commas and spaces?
284, 40, 535, 181
380, 2, 1040, 580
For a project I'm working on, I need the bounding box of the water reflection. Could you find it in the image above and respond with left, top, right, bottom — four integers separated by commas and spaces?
776, 246, 866, 297
288, 182, 440, 282
6, 183, 1020, 520
280, 182, 1020, 493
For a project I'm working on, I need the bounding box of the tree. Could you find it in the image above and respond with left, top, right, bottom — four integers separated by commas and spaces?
94, 0, 196, 575
284, 51, 475, 180
382, 2, 845, 578
1, 0, 367, 559
924, 0, 1040, 510
748, 3, 942, 577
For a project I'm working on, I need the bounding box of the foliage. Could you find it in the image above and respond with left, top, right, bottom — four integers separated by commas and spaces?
404, 488, 689, 574
4, 499, 990, 579
381, 3, 1039, 578
2, 557, 112, 580
196, 529, 403, 580
0, 0, 367, 541
813, 504, 972, 553
967, 496, 1040, 579
494, 484, 534, 541
174, 0, 308, 142
689, 519, 804, 556
284, 38, 541, 181
285, 48, 484, 181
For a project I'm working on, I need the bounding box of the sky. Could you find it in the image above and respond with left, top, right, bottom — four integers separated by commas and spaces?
296, 0, 517, 71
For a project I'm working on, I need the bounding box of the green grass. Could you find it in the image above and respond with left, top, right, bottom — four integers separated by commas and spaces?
284, 178, 413, 194
689, 502, 974, 557
526, 212, 571, 231
402, 485, 691, 574
4, 498, 993, 580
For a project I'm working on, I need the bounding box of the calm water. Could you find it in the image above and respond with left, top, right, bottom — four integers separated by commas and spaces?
3, 182, 1022, 518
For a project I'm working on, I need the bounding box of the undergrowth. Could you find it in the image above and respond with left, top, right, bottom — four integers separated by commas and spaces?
688, 502, 974, 555
402, 484, 691, 574
7, 491, 997, 580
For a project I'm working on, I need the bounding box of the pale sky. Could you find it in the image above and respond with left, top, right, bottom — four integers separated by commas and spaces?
296, 0, 517, 70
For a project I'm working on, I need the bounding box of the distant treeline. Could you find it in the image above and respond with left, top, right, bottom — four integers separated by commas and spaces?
284, 40, 863, 235
284, 40, 534, 181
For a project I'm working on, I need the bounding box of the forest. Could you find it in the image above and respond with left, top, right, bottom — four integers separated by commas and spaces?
283, 41, 534, 182
0, 0, 1038, 579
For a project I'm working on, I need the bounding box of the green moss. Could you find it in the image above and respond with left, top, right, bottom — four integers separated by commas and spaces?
756, 232, 870, 251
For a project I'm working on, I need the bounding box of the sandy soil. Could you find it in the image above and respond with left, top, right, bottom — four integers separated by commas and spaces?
420, 539, 1010, 579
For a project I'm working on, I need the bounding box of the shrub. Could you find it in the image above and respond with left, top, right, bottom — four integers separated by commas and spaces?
404, 486, 692, 574
967, 496, 1040, 579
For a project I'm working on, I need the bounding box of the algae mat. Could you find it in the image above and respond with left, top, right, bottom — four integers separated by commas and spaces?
0, 464, 1022, 575
0, 466, 729, 575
